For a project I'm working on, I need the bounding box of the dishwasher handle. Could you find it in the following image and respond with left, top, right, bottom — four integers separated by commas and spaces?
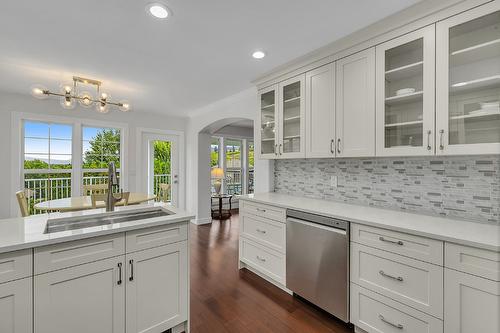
286, 217, 347, 235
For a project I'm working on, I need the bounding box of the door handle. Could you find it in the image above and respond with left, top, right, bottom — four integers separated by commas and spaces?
426, 130, 432, 151
379, 314, 404, 329
337, 138, 341, 154
129, 259, 134, 281
274, 144, 278, 156
279, 143, 282, 155
330, 139, 335, 154
379, 236, 403, 246
117, 262, 123, 285
439, 129, 445, 150
256, 255, 266, 262
256, 228, 267, 234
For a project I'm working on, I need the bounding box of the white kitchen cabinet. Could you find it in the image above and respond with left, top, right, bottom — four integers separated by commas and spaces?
444, 268, 500, 333
278, 74, 306, 158
305, 63, 336, 158
436, 2, 500, 155
0, 278, 32, 333
376, 25, 436, 156
336, 48, 376, 157
126, 241, 188, 333
258, 84, 279, 159
35, 256, 125, 333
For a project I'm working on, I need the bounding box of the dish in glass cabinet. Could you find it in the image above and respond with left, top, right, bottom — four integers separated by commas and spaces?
396, 88, 416, 96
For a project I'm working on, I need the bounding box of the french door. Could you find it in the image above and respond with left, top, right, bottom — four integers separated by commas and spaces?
140, 132, 180, 207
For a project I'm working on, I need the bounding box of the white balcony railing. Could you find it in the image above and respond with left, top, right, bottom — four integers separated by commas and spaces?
24, 174, 171, 215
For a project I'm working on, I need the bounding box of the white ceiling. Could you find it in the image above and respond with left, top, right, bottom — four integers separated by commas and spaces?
0, 0, 421, 116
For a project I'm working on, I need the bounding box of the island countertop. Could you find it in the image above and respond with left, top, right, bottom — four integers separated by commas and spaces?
240, 192, 500, 252
0, 203, 194, 254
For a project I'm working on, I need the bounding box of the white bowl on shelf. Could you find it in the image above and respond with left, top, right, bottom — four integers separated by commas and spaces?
396, 88, 416, 96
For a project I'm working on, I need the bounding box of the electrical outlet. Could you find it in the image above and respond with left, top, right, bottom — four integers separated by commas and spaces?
330, 175, 338, 188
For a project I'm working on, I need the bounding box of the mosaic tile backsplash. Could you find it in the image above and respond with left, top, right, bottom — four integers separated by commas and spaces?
274, 156, 500, 224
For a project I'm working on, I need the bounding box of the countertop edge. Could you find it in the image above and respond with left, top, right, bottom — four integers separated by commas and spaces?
0, 214, 194, 254
240, 195, 500, 252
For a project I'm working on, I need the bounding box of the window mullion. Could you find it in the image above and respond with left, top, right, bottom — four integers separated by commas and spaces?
73, 122, 82, 196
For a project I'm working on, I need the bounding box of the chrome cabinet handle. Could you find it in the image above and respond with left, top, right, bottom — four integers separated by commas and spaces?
274, 144, 278, 156
256, 228, 267, 234
330, 139, 335, 154
256, 208, 266, 212
279, 143, 282, 155
379, 236, 403, 246
426, 130, 432, 151
379, 270, 404, 282
129, 259, 134, 282
337, 138, 341, 154
439, 129, 444, 150
117, 262, 123, 285
256, 255, 266, 262
379, 314, 404, 329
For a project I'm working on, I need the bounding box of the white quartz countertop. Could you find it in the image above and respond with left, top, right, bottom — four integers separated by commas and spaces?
0, 203, 194, 254
240, 193, 500, 252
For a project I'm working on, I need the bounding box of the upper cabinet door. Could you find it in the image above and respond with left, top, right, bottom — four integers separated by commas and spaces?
376, 26, 436, 156
258, 85, 279, 159
278, 74, 306, 158
336, 48, 376, 157
305, 63, 336, 158
436, 3, 500, 155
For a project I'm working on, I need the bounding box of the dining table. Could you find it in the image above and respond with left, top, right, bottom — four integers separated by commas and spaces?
34, 192, 157, 212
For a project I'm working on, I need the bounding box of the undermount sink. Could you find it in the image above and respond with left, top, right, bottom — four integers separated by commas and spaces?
45, 207, 173, 234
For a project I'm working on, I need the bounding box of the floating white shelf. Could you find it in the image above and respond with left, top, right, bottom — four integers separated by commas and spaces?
261, 104, 275, 110
284, 96, 301, 103
385, 61, 423, 81
450, 75, 500, 93
450, 112, 500, 120
283, 135, 300, 140
385, 120, 423, 128
261, 138, 275, 142
451, 38, 500, 67
385, 91, 423, 105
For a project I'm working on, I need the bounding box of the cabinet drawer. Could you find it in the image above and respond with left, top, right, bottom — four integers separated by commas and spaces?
351, 223, 443, 265
0, 249, 32, 284
445, 243, 500, 281
351, 243, 443, 318
35, 234, 125, 274
240, 213, 285, 253
126, 223, 188, 253
239, 237, 285, 284
351, 284, 443, 333
240, 200, 286, 223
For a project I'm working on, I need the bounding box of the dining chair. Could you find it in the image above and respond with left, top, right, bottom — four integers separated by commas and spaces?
91, 192, 130, 208
15, 190, 30, 217
83, 183, 108, 195
159, 183, 171, 202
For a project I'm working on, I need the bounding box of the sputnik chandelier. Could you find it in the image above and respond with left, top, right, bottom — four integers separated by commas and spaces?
31, 76, 131, 113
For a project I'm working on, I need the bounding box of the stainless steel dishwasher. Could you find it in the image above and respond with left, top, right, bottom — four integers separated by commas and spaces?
286, 209, 350, 322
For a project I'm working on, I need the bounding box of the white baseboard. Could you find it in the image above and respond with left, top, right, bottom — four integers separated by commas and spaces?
191, 217, 211, 225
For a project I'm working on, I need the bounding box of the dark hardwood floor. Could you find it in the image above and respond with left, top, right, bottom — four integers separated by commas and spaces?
190, 213, 354, 333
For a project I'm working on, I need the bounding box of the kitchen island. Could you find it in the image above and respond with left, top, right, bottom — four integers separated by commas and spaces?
0, 203, 193, 333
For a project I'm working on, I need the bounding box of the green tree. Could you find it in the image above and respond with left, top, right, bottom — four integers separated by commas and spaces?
153, 141, 171, 175
83, 129, 121, 169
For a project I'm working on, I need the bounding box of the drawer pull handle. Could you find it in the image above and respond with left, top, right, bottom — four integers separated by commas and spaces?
256, 208, 267, 212
256, 229, 267, 234
379, 270, 404, 282
379, 314, 404, 329
129, 259, 134, 282
256, 255, 266, 262
379, 236, 403, 246
117, 262, 123, 285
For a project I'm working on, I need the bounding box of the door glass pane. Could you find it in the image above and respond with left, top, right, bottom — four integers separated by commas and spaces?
448, 11, 500, 145
152, 140, 172, 202
282, 81, 301, 153
260, 90, 276, 154
384, 38, 424, 148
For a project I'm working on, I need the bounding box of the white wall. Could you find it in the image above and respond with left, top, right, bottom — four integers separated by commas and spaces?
0, 91, 187, 218
186, 87, 274, 224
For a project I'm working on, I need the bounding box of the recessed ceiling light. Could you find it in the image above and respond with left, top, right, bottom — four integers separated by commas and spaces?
147, 3, 170, 19
252, 50, 266, 59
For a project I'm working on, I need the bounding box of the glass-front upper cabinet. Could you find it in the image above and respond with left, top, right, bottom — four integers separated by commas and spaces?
258, 85, 278, 158
278, 74, 305, 158
436, 3, 500, 155
376, 25, 435, 156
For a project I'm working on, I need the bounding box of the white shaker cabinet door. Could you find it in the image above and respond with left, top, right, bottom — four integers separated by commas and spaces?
0, 278, 32, 333
444, 268, 500, 333
336, 48, 376, 157
305, 63, 336, 158
126, 241, 188, 333
34, 256, 125, 333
